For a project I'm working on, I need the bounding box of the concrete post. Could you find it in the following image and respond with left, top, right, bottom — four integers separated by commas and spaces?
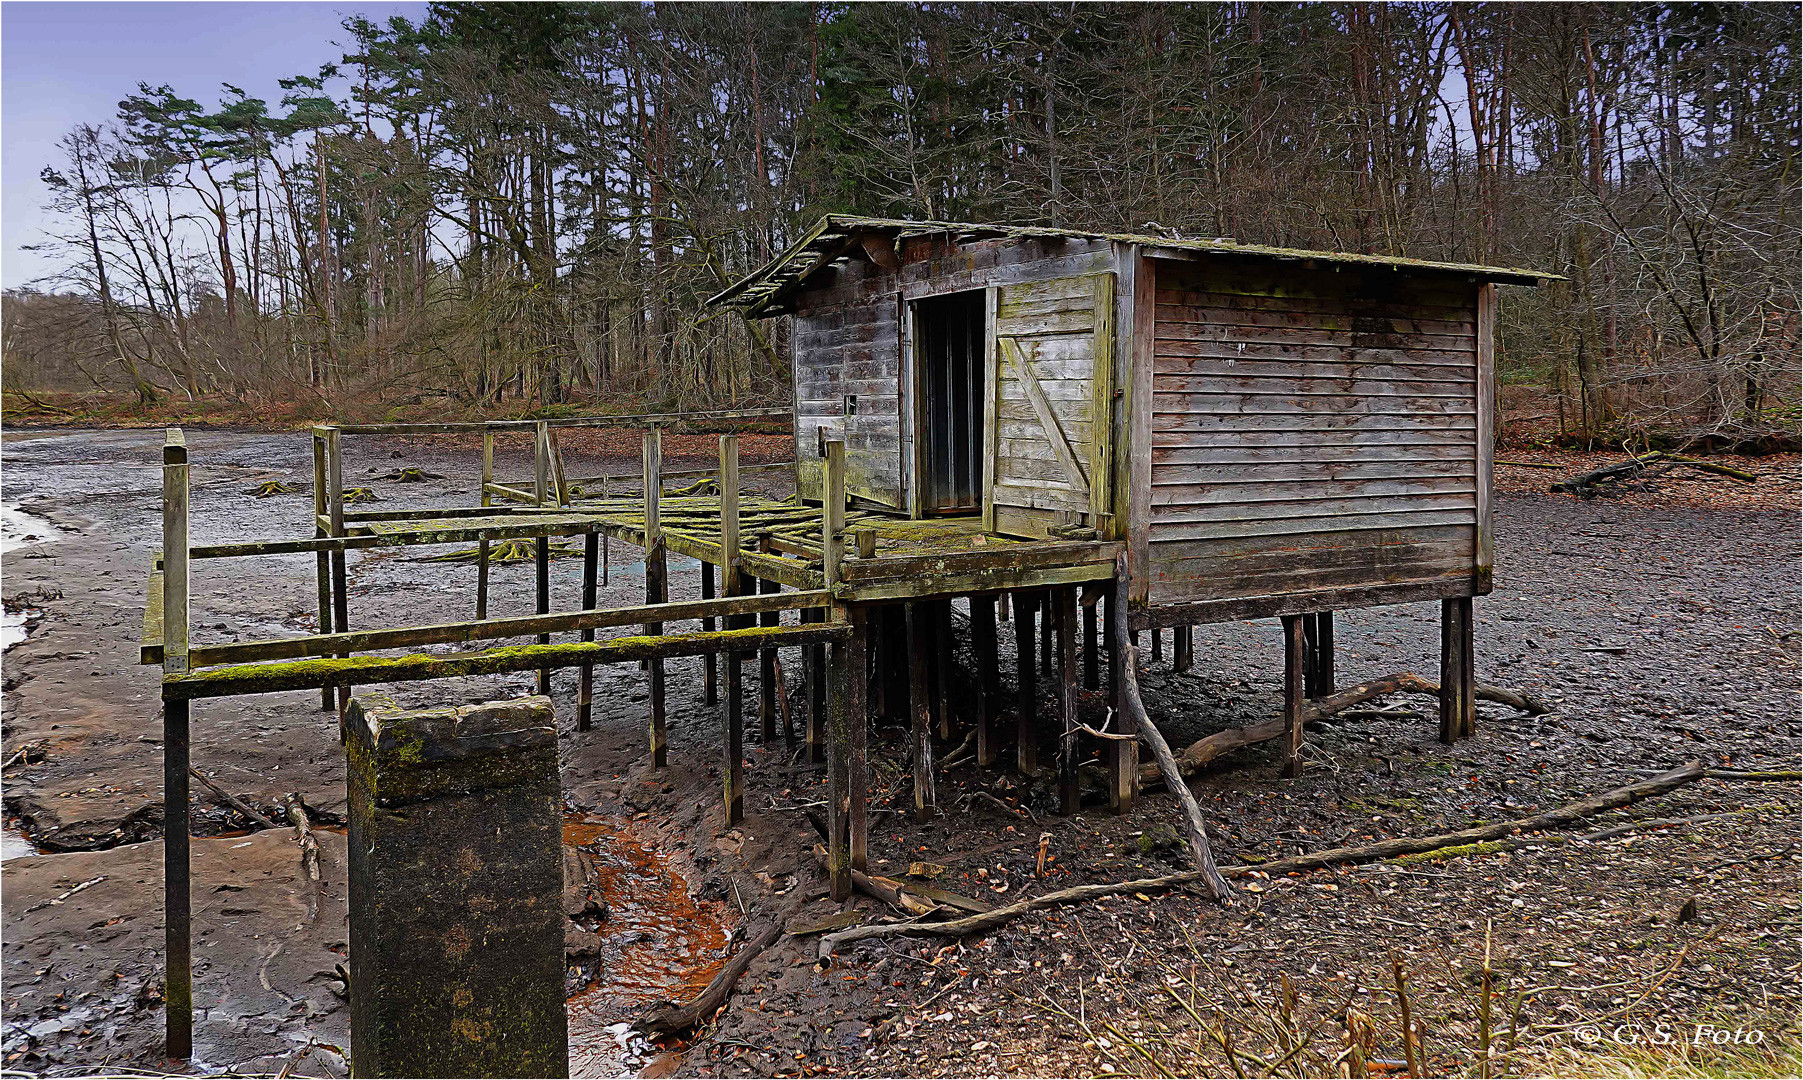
344, 694, 568, 1079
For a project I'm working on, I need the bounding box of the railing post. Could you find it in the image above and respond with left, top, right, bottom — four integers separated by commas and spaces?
822, 441, 845, 590
161, 427, 192, 1060
311, 429, 333, 710
533, 421, 551, 695
644, 426, 666, 767
477, 425, 494, 620
718, 435, 743, 823
327, 426, 349, 713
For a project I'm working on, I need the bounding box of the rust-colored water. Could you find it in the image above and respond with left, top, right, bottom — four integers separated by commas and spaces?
563, 817, 735, 1078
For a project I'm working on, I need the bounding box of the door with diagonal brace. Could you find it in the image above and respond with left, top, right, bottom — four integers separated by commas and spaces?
983, 273, 1115, 539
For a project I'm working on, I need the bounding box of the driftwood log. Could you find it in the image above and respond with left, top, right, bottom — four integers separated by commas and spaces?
817, 762, 1706, 955
190, 767, 278, 830
635, 915, 787, 1036
1143, 672, 1549, 787
1113, 553, 1232, 900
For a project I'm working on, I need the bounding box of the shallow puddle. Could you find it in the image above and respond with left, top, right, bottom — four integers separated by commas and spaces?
564, 817, 735, 1078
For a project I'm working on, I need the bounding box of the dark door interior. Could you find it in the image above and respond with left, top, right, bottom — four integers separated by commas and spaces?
917, 290, 985, 514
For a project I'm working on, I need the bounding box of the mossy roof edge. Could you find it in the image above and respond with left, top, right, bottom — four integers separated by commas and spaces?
708, 214, 1561, 315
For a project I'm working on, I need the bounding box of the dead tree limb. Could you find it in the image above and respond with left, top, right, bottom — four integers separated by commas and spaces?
191, 767, 278, 830
1113, 552, 1231, 900
635, 906, 796, 1036
281, 793, 322, 884
1143, 672, 1548, 786
1234, 761, 1705, 876
817, 762, 1707, 954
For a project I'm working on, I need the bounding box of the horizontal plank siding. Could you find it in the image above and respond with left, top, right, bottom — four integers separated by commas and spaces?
1146, 255, 1483, 607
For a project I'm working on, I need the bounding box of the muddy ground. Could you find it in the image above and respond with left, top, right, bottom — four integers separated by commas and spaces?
2, 428, 1798, 1078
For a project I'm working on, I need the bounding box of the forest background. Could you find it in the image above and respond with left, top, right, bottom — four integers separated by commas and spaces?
3, 2, 1797, 448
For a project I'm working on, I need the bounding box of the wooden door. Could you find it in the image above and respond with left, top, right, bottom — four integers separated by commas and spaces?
983, 274, 1115, 539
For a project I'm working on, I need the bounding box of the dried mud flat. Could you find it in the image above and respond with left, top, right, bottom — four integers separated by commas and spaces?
2, 429, 1798, 1078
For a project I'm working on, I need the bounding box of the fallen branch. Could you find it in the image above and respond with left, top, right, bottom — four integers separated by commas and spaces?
816, 763, 1706, 954
190, 767, 278, 830
282, 794, 321, 880
1233, 761, 1705, 876
1576, 804, 1781, 843
23, 875, 105, 914
1145, 672, 1549, 785
635, 908, 792, 1035
1630, 767, 1800, 783
812, 844, 937, 916
1114, 552, 1231, 901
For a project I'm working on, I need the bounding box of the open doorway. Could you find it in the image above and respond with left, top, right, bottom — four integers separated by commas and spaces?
914, 290, 986, 515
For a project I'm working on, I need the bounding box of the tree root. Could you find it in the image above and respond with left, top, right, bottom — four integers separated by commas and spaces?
816, 762, 1706, 955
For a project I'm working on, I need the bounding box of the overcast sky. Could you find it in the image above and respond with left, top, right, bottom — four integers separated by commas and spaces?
1, 0, 425, 289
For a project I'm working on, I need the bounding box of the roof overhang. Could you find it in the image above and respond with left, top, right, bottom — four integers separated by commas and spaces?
709, 215, 1561, 318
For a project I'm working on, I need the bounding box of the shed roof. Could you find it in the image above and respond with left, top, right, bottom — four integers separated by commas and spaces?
709, 214, 1559, 316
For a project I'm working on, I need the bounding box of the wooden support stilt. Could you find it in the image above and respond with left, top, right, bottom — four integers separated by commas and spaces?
644, 428, 667, 766
700, 561, 718, 706
1014, 590, 1038, 776
1172, 624, 1194, 674
1304, 611, 1335, 699
906, 602, 937, 822
804, 607, 826, 763
826, 607, 857, 900
1055, 585, 1080, 815
972, 594, 999, 767
477, 427, 493, 621
1082, 596, 1099, 690
998, 591, 1011, 623
758, 538, 778, 744
1152, 626, 1164, 663
161, 429, 192, 1060
934, 598, 953, 740
847, 607, 868, 872
1104, 588, 1119, 708
1281, 613, 1306, 777
1440, 598, 1475, 742
327, 427, 349, 714
533, 422, 552, 696
578, 531, 597, 733
311, 433, 333, 711
720, 435, 742, 818
1039, 590, 1053, 674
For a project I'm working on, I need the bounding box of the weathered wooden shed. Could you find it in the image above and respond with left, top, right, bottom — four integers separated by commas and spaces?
711, 215, 1553, 629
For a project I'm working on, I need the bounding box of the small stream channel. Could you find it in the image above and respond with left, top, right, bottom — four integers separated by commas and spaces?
563, 817, 736, 1078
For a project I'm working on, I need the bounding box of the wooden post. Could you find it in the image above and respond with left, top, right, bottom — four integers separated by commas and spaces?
1055, 585, 1080, 815
311, 432, 333, 711
577, 531, 598, 733
1440, 598, 1475, 742
804, 606, 826, 763
971, 594, 999, 767
644, 427, 667, 767
1104, 588, 1119, 709
1172, 624, 1193, 674
934, 598, 953, 740
719, 436, 743, 823
477, 427, 493, 621
1151, 626, 1163, 663
1305, 611, 1335, 699
327, 427, 349, 713
848, 608, 868, 873
1039, 589, 1053, 674
1014, 589, 1038, 776
161, 429, 192, 1060
757, 538, 778, 744
1082, 596, 1099, 690
822, 441, 844, 590
533, 422, 551, 696
906, 602, 937, 821
700, 561, 718, 706
1281, 614, 1306, 777
826, 606, 861, 900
